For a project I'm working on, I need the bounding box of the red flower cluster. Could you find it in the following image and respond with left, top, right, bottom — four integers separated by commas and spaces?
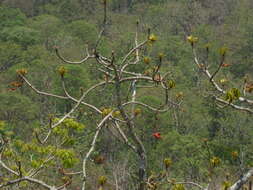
152, 132, 161, 139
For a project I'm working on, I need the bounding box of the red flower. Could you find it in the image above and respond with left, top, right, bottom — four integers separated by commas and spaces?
152, 132, 161, 139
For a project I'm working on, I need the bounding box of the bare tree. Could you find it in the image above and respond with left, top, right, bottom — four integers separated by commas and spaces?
188, 35, 253, 190
0, 1, 179, 190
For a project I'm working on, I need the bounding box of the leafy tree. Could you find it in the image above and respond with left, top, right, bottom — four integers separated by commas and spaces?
0, 42, 23, 72
29, 14, 63, 49
0, 6, 26, 28
0, 26, 41, 48
66, 20, 98, 45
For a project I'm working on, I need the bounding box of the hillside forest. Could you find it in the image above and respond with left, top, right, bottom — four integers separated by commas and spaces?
0, 0, 253, 190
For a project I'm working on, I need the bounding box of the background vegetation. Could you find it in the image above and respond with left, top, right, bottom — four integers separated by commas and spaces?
0, 0, 253, 189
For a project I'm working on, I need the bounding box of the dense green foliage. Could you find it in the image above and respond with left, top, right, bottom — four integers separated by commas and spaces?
0, 0, 253, 189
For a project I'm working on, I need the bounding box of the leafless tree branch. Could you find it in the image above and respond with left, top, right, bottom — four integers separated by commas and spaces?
82, 112, 113, 190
